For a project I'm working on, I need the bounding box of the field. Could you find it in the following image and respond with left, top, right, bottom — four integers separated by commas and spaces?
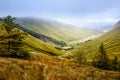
0, 57, 120, 80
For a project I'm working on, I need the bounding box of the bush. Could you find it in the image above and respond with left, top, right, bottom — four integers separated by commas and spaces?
109, 56, 120, 71
0, 49, 31, 59
75, 49, 87, 64
10, 49, 31, 59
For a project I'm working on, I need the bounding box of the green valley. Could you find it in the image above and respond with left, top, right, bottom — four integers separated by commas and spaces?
0, 16, 120, 80
73, 21, 120, 61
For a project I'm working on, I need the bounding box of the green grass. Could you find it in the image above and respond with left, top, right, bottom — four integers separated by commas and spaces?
0, 25, 64, 59
24, 35, 64, 55
74, 25, 120, 60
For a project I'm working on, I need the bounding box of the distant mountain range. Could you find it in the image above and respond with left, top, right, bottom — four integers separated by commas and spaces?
16, 17, 113, 42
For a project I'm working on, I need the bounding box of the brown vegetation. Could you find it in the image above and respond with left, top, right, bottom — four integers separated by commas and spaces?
0, 57, 120, 80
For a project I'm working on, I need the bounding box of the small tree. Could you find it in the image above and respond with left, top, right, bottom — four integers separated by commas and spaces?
92, 43, 110, 70
76, 49, 86, 64
110, 56, 119, 71
0, 15, 29, 59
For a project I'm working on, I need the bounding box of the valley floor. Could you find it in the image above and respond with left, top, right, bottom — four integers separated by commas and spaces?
0, 57, 120, 80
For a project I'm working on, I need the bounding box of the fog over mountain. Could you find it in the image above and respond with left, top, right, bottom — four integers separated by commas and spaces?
15, 17, 114, 42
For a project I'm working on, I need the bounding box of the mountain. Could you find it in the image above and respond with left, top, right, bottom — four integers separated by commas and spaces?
19, 26, 66, 47
76, 20, 120, 60
16, 17, 97, 42
88, 24, 113, 34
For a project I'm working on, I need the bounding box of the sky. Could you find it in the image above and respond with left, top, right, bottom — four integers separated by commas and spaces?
0, 0, 120, 27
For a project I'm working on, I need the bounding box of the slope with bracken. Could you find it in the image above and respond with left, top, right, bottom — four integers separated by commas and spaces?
0, 57, 120, 80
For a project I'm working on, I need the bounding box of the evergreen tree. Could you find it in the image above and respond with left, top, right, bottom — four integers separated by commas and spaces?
92, 43, 110, 70
0, 15, 28, 58
111, 56, 119, 71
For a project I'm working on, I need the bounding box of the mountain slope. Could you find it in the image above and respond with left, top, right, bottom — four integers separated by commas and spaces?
16, 17, 95, 42
0, 24, 63, 58
19, 26, 66, 46
76, 20, 120, 60
24, 35, 64, 56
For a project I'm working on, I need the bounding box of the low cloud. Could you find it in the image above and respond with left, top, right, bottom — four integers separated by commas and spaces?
55, 9, 120, 27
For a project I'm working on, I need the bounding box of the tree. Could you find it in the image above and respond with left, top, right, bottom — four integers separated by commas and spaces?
110, 56, 119, 71
0, 15, 28, 58
76, 49, 86, 64
92, 43, 110, 70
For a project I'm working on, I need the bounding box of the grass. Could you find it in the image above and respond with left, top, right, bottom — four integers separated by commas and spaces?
0, 25, 64, 59
0, 57, 120, 80
73, 25, 120, 61
24, 35, 64, 55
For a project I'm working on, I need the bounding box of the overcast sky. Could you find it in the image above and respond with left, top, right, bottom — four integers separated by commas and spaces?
0, 0, 120, 27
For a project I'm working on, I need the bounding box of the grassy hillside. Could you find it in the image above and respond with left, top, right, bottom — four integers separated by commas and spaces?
74, 21, 120, 60
24, 35, 64, 56
16, 17, 95, 42
0, 57, 120, 80
19, 26, 66, 46
0, 17, 120, 80
0, 26, 64, 59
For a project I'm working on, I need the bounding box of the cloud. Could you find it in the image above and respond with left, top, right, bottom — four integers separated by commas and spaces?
54, 9, 120, 27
